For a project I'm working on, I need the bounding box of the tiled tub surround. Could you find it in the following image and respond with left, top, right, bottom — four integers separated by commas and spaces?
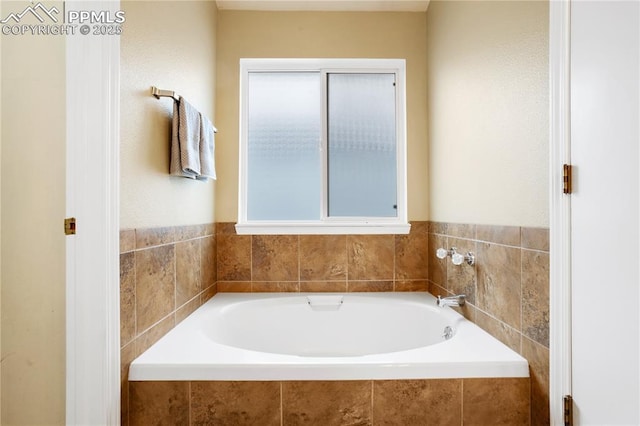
216, 221, 429, 293
121, 221, 541, 425
120, 224, 217, 426
427, 223, 550, 425
130, 378, 530, 425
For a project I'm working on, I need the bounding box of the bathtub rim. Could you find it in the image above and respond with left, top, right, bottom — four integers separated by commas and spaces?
129, 291, 530, 381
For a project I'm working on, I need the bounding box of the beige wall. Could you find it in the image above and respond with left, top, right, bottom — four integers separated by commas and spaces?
215, 11, 428, 222
1, 2, 66, 424
426, 1, 549, 227
121, 1, 218, 229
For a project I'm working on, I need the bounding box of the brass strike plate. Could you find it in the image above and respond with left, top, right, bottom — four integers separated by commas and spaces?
65, 217, 77, 235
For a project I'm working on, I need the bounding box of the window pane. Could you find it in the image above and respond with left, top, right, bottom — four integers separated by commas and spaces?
328, 73, 397, 217
247, 72, 322, 220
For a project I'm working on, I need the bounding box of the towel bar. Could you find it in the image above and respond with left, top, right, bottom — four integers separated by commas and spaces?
152, 86, 217, 133
151, 86, 179, 102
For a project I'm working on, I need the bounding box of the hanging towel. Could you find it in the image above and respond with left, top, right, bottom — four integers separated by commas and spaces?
170, 97, 201, 179
197, 114, 217, 181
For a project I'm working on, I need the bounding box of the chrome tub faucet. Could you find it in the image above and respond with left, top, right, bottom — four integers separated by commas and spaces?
437, 294, 466, 308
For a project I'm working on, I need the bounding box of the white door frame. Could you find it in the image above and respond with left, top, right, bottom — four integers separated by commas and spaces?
65, 1, 121, 423
549, 0, 572, 424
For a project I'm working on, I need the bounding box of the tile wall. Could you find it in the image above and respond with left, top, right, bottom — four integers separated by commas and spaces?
216, 221, 429, 292
427, 222, 550, 425
119, 224, 217, 426
130, 377, 530, 425
120, 221, 549, 425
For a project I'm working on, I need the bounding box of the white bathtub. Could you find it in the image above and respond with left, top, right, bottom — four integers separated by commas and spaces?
129, 292, 529, 381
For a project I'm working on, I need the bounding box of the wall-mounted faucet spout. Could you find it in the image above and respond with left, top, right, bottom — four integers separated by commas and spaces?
437, 294, 466, 308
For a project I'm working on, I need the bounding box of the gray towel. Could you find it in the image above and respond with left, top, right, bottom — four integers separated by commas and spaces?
197, 115, 217, 181
170, 97, 201, 179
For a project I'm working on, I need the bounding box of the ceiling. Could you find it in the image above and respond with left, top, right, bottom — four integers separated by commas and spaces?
215, 0, 430, 12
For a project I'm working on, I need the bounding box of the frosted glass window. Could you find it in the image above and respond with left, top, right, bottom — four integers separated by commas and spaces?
247, 72, 322, 220
238, 59, 408, 235
328, 73, 397, 217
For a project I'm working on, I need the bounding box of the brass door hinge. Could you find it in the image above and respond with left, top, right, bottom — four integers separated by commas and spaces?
65, 217, 77, 235
563, 164, 573, 194
564, 395, 573, 426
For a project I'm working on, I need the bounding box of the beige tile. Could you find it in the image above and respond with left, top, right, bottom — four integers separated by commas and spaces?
120, 252, 136, 347
217, 233, 251, 281
120, 229, 136, 253
451, 301, 476, 322
135, 315, 175, 357
135, 245, 175, 333
135, 226, 175, 249
300, 281, 347, 292
216, 222, 237, 235
191, 381, 281, 426
476, 242, 522, 330
475, 309, 521, 353
429, 283, 448, 299
428, 221, 448, 235
129, 381, 189, 426
217, 281, 252, 292
447, 222, 476, 239
446, 237, 477, 304
395, 223, 428, 280
175, 240, 201, 307
373, 379, 462, 425
200, 283, 217, 304
282, 381, 372, 425
348, 280, 394, 292
175, 295, 200, 324
252, 235, 299, 281
348, 235, 394, 280
521, 227, 549, 252
428, 233, 447, 288
174, 224, 205, 241
203, 223, 215, 236
395, 280, 429, 292
200, 235, 217, 288
463, 378, 530, 425
522, 250, 550, 347
300, 235, 347, 281
476, 224, 521, 246
522, 337, 550, 426
252, 281, 300, 292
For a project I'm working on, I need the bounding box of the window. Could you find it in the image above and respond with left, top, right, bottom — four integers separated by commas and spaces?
237, 59, 409, 234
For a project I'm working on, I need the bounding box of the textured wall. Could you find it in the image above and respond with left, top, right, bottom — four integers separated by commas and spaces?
426, 1, 549, 227
215, 11, 429, 222
120, 1, 218, 229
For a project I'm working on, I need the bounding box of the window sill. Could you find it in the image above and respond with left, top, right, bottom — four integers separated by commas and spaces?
235, 222, 411, 235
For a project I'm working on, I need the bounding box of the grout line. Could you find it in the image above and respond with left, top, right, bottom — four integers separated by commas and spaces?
280, 382, 284, 426
174, 243, 178, 312
371, 380, 375, 424
133, 249, 138, 347
460, 379, 464, 425
188, 381, 192, 426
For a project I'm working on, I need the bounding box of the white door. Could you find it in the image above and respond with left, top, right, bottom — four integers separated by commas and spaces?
570, 0, 639, 424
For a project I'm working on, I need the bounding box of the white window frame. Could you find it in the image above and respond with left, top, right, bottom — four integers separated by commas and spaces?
236, 58, 409, 235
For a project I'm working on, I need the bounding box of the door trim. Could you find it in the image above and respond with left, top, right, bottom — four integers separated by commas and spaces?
549, 0, 572, 423
65, 1, 120, 423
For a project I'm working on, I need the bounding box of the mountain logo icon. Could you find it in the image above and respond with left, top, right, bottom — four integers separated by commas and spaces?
1, 2, 60, 24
